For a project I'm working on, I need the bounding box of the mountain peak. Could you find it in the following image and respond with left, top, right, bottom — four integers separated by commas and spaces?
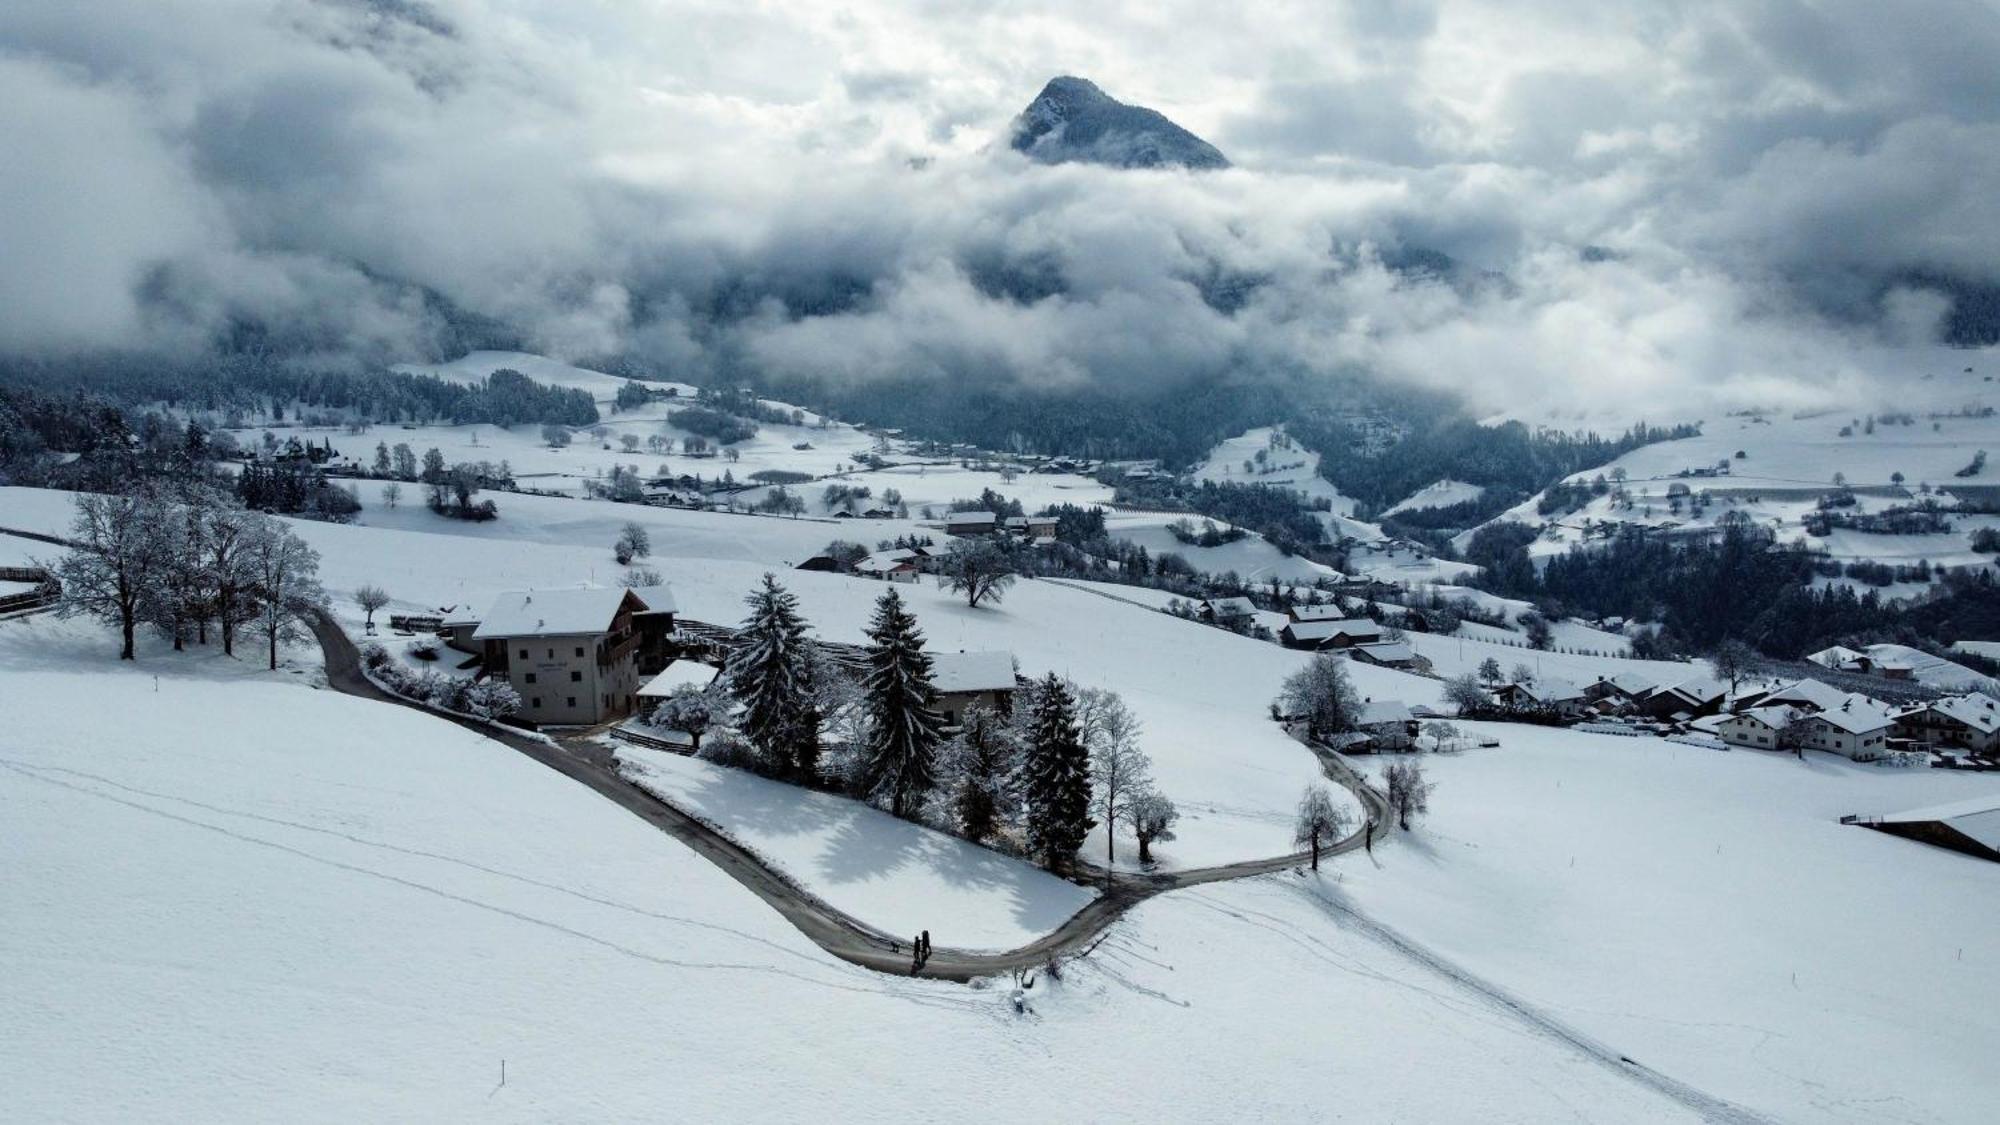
1010, 76, 1229, 171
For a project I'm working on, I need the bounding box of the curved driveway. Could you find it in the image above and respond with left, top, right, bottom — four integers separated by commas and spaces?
311, 611, 1388, 981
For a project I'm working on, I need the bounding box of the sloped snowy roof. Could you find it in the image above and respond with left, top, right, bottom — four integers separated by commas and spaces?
1358, 700, 1413, 726
1755, 677, 1850, 713
1606, 672, 1658, 696
1203, 597, 1257, 617
638, 661, 721, 698
1731, 705, 1799, 731
930, 651, 1017, 694
1926, 692, 2000, 733
944, 510, 997, 526
473, 587, 651, 639
1800, 695, 1896, 734
1876, 796, 2000, 851
1289, 603, 1350, 622
1351, 641, 1418, 664
857, 552, 918, 574
1283, 618, 1382, 641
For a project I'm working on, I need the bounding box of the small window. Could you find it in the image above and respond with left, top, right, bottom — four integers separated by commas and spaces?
547, 648, 554, 659
531, 697, 541, 708
567, 696, 576, 708
519, 648, 528, 660
524, 673, 536, 684
570, 670, 582, 682
576, 646, 585, 658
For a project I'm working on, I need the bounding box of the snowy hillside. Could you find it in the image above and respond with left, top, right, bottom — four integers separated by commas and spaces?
1470, 371, 2000, 577
1382, 479, 1484, 517
1346, 724, 2000, 1123
3, 607, 1721, 1121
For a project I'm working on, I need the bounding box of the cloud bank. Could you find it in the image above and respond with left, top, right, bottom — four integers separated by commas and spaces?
2, 0, 1996, 418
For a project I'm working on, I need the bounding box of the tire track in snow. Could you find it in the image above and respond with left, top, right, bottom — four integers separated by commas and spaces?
1289, 878, 1777, 1125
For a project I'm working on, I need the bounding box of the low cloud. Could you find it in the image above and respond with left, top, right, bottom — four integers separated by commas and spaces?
0, 0, 1994, 419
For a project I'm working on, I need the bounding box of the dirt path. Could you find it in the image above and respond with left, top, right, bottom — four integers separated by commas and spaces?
309, 610, 1387, 980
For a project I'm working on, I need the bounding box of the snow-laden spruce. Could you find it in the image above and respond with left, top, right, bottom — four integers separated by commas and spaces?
1019, 673, 1094, 871
728, 573, 821, 780
856, 587, 944, 818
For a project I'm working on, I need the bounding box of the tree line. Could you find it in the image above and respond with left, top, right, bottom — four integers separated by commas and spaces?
652, 578, 1180, 871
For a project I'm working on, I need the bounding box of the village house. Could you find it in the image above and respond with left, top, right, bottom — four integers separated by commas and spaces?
1199, 597, 1257, 626
944, 510, 999, 536
471, 587, 672, 726
855, 550, 921, 583
1355, 699, 1418, 751
1287, 603, 1351, 623
1583, 672, 1658, 709
1279, 617, 1384, 650
1734, 676, 1849, 714
929, 651, 1018, 726
1634, 677, 1728, 723
1792, 697, 1897, 761
1895, 693, 2000, 755
1491, 678, 1590, 719
1718, 705, 1800, 751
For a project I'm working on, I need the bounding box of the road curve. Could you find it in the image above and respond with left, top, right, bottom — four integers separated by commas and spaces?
310, 610, 1388, 980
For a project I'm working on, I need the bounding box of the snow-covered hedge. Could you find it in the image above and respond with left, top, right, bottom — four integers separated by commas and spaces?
359, 641, 520, 720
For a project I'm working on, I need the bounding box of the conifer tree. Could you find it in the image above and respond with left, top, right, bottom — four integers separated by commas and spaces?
857, 588, 944, 818
728, 574, 821, 779
1020, 673, 1094, 870
950, 706, 1014, 843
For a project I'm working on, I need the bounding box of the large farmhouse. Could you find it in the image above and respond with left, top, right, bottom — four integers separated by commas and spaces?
1895, 693, 2000, 754
472, 587, 674, 726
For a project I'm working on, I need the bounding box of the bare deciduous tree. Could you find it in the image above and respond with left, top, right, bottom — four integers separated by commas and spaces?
1384, 760, 1435, 830
354, 584, 390, 632
1294, 784, 1350, 871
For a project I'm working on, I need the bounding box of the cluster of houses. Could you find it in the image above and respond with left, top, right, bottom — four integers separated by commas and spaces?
1473, 663, 2000, 764
939, 510, 1059, 542
1266, 603, 1433, 674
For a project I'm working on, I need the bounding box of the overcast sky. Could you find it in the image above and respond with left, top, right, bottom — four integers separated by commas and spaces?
3, 0, 1996, 416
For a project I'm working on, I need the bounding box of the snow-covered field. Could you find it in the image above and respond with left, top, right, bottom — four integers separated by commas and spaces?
0, 486, 1400, 869
1465, 375, 2000, 577
1347, 724, 2000, 1123
618, 748, 1096, 951
1191, 425, 1357, 515
1105, 512, 1342, 584
2, 613, 1718, 1122
1382, 478, 1485, 517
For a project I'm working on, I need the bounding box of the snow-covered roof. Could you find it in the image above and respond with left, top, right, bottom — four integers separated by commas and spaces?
1651, 676, 1725, 705
1753, 677, 1849, 713
1351, 641, 1418, 664
1358, 700, 1413, 726
1807, 645, 1868, 668
856, 552, 918, 574
1801, 695, 1896, 734
1731, 705, 1799, 731
929, 651, 1017, 694
1203, 597, 1257, 617
1875, 796, 2000, 851
1605, 672, 1658, 696
1288, 603, 1349, 622
944, 510, 997, 526
1282, 618, 1382, 641
638, 661, 721, 698
1923, 692, 2000, 733
472, 587, 652, 639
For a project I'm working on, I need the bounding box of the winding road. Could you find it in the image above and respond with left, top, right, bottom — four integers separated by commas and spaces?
309, 610, 1389, 981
